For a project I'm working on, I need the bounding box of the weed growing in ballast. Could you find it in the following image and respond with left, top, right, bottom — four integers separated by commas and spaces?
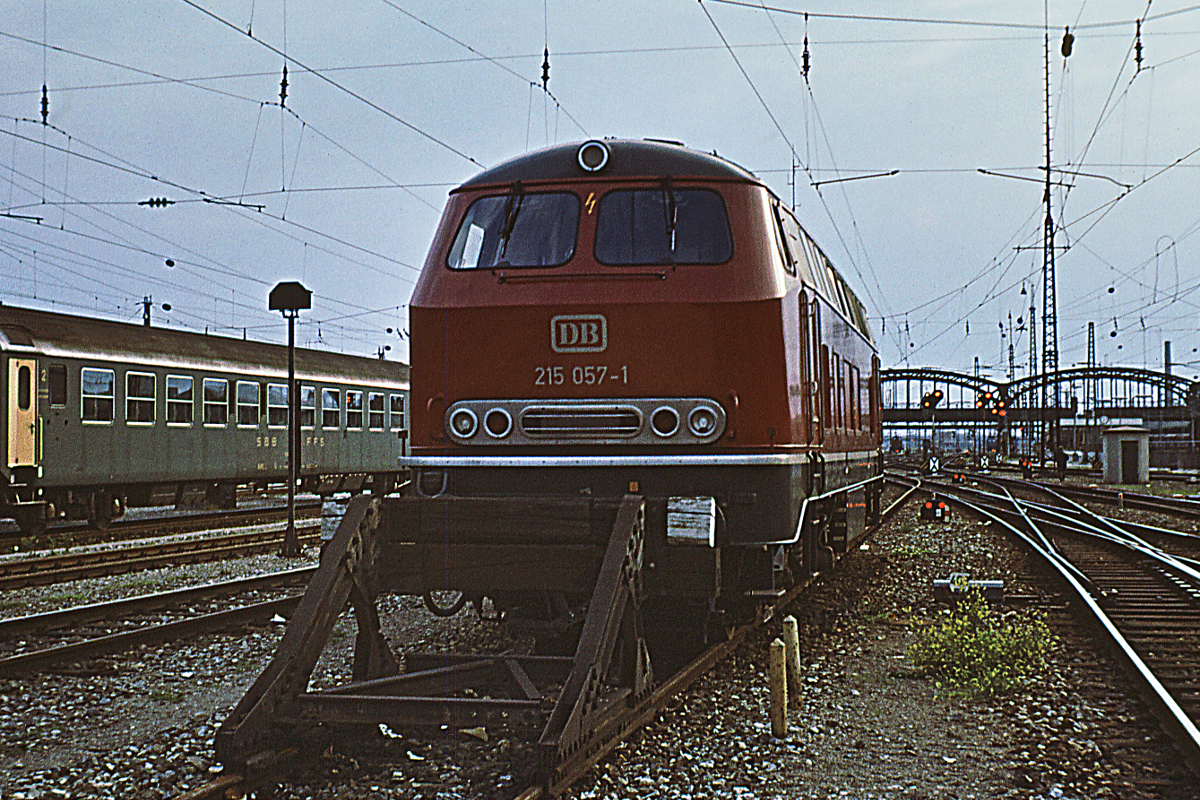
907, 587, 1054, 699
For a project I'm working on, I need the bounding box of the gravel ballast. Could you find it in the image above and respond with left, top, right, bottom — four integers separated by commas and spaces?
0, 495, 1198, 799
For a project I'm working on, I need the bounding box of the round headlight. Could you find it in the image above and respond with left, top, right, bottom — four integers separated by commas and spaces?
448, 408, 478, 439
688, 406, 719, 437
577, 140, 610, 172
484, 408, 513, 438
650, 406, 680, 437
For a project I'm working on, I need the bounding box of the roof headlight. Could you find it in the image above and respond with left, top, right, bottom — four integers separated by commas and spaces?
577, 140, 610, 173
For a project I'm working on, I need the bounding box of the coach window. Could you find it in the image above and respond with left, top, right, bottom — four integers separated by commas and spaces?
167, 375, 194, 425
368, 392, 385, 431
596, 188, 732, 266
322, 388, 340, 429
237, 381, 260, 427
203, 378, 228, 426
82, 368, 115, 423
300, 384, 316, 428
267, 383, 288, 427
346, 390, 364, 430
447, 191, 579, 269
16, 364, 31, 412
126, 372, 156, 425
390, 393, 405, 432
48, 364, 67, 407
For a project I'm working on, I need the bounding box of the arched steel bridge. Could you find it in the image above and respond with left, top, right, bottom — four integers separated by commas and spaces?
883, 366, 1197, 422
881, 366, 1198, 462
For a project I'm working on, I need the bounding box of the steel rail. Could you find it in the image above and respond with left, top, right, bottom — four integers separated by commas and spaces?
0, 566, 315, 639
0, 525, 320, 589
0, 595, 303, 677
978, 472, 1200, 518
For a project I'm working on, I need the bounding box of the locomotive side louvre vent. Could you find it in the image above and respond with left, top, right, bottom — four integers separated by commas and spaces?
521, 404, 642, 438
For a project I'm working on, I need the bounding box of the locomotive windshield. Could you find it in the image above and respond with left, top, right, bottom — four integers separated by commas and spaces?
595, 188, 732, 265
447, 190, 579, 269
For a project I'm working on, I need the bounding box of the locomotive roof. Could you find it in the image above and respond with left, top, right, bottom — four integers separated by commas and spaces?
456, 139, 759, 190
0, 305, 408, 386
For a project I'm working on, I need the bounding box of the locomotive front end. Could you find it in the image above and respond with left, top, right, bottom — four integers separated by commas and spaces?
405, 140, 812, 549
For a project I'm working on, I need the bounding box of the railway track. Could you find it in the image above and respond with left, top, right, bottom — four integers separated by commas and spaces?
0, 500, 323, 551
0, 568, 315, 677
0, 519, 322, 589
898, 471, 1200, 776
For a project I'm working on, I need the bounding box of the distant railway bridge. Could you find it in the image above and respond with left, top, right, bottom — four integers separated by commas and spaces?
881, 366, 1200, 467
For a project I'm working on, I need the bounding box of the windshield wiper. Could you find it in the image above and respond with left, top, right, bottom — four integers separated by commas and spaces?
660, 177, 677, 263
497, 181, 525, 262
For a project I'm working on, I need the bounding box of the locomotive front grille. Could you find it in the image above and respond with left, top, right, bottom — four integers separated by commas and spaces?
520, 405, 642, 438
444, 398, 726, 446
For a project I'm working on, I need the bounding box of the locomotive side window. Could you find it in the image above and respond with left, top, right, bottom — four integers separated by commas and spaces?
831, 353, 843, 429
368, 392, 385, 430
203, 378, 228, 426
804, 237, 835, 300
595, 188, 732, 265
769, 202, 796, 276
300, 385, 316, 428
81, 368, 115, 423
167, 375, 194, 425
346, 390, 364, 430
848, 362, 860, 430
390, 393, 405, 432
237, 381, 260, 427
447, 191, 579, 269
268, 383, 289, 427
322, 388, 340, 429
778, 208, 816, 286
48, 364, 67, 407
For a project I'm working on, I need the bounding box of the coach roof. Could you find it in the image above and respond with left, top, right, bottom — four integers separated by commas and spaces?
455, 139, 759, 190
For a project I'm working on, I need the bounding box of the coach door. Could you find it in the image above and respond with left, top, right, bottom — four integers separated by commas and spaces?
7, 358, 37, 468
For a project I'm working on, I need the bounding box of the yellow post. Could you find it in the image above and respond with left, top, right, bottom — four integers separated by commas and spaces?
769, 638, 788, 737
782, 615, 802, 709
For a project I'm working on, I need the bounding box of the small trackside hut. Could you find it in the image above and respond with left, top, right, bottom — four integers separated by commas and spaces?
217, 139, 883, 790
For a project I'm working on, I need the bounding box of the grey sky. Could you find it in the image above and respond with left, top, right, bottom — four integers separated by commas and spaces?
3, 1, 1199, 378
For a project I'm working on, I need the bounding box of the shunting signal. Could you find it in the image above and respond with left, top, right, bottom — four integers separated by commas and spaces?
920, 495, 951, 522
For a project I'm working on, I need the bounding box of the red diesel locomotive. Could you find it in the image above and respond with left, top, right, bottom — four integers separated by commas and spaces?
403, 138, 881, 615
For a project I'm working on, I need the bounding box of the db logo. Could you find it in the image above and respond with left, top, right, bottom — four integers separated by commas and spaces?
551, 314, 607, 353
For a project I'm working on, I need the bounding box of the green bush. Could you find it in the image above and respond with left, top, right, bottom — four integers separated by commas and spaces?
908, 588, 1053, 699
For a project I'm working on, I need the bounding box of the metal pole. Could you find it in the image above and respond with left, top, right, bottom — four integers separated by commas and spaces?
283, 312, 299, 557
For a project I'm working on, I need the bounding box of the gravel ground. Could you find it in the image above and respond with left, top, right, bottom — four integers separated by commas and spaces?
1, 491, 1199, 799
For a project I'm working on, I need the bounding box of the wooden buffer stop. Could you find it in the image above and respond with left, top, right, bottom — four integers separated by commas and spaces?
215, 493, 688, 792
